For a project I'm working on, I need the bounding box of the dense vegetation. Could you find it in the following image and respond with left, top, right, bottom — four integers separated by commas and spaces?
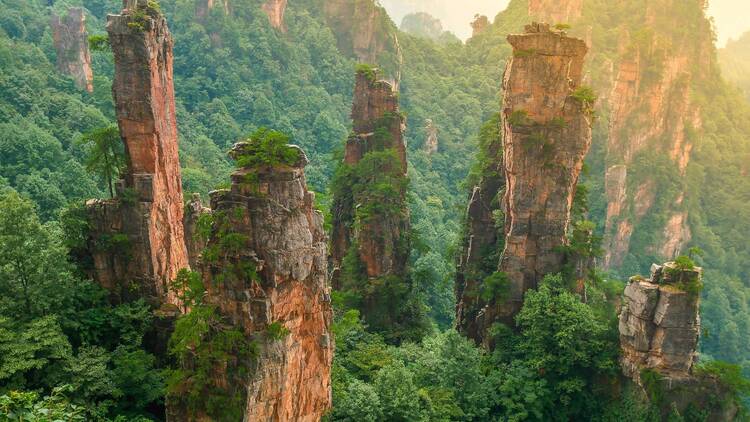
0, 0, 748, 419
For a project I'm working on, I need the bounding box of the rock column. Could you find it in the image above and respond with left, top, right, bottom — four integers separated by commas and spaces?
50, 7, 94, 92
86, 1, 189, 305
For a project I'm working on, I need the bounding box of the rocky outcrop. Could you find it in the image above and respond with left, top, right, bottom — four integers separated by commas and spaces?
619, 262, 701, 380
470, 14, 489, 38
323, 0, 401, 83
528, 0, 583, 24
400, 12, 444, 41
455, 118, 504, 342
86, 1, 188, 305
171, 142, 332, 421
331, 69, 409, 288
50, 7, 94, 92
423, 118, 438, 154
495, 23, 590, 325
618, 262, 737, 419
183, 193, 211, 269
457, 23, 592, 342
601, 0, 712, 268
261, 0, 287, 32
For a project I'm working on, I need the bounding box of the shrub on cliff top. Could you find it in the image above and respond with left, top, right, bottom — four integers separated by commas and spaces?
234, 128, 300, 169
355, 64, 378, 82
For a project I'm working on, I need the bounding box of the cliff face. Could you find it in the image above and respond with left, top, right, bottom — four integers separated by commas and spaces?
86, 1, 188, 305
619, 262, 737, 419
331, 70, 408, 286
183, 193, 211, 269
50, 7, 94, 92
261, 0, 287, 31
176, 142, 332, 421
323, 0, 402, 84
470, 15, 489, 38
601, 1, 709, 267
495, 23, 591, 326
528, 0, 583, 24
196, 0, 230, 19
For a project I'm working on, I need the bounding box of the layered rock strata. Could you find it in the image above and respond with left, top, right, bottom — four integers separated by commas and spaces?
331, 69, 409, 288
619, 262, 701, 380
618, 262, 736, 419
50, 7, 94, 92
86, 1, 188, 305
177, 142, 332, 421
459, 23, 592, 340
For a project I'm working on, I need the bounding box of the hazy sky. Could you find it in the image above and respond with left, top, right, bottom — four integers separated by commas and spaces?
379, 0, 750, 46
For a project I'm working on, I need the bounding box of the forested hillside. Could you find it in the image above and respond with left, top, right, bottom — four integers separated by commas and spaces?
0, 0, 748, 420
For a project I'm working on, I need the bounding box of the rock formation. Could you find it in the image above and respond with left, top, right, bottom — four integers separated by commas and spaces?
423, 118, 438, 154
329, 68, 425, 341
323, 0, 402, 85
455, 117, 504, 342
261, 0, 287, 32
400, 12, 444, 41
527, 0, 583, 24
50, 7, 94, 92
183, 193, 211, 269
619, 262, 701, 380
196, 0, 230, 19
597, 0, 711, 268
86, 0, 188, 305
458, 23, 592, 340
171, 141, 332, 421
331, 68, 408, 288
470, 14, 489, 38
619, 261, 738, 420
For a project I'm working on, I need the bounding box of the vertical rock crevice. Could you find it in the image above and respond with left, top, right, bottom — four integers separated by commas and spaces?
50, 7, 94, 92
457, 23, 592, 343
86, 1, 188, 305
261, 0, 288, 32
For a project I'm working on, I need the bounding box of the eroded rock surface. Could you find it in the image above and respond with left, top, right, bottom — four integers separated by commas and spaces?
181, 143, 332, 421
470, 14, 489, 38
183, 193, 211, 269
528, 0, 583, 24
619, 262, 701, 380
50, 7, 93, 92
423, 118, 438, 154
331, 69, 409, 287
86, 1, 188, 305
494, 23, 591, 326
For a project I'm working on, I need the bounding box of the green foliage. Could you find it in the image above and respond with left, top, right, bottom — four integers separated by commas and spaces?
479, 271, 510, 302
169, 269, 205, 311
571, 85, 598, 109
641, 368, 665, 405
167, 304, 257, 422
355, 63, 377, 82
507, 109, 530, 126
88, 34, 110, 52
233, 128, 301, 169
265, 321, 290, 341
77, 125, 125, 198
695, 360, 750, 408
554, 23, 572, 31
0, 385, 86, 421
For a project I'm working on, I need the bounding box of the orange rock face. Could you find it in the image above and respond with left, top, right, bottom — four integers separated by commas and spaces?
601, 0, 710, 268
490, 23, 591, 330
528, 0, 583, 24
470, 15, 489, 38
262, 0, 287, 31
331, 70, 409, 288
86, 2, 189, 305
179, 144, 332, 421
50, 8, 94, 92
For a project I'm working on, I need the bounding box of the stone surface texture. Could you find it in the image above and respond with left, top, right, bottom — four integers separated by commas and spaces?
183, 193, 211, 269
261, 0, 287, 31
86, 1, 189, 305
528, 0, 583, 24
50, 7, 94, 92
493, 23, 590, 328
199, 145, 332, 421
331, 70, 409, 287
423, 118, 439, 154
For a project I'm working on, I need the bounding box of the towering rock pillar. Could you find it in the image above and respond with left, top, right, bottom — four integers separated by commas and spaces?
618, 261, 737, 419
458, 24, 591, 342
331, 68, 408, 287
330, 68, 424, 340
50, 7, 94, 92
170, 140, 333, 421
527, 0, 583, 24
86, 0, 188, 304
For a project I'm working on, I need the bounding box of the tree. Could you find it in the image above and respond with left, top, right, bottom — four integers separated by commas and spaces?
78, 125, 125, 198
